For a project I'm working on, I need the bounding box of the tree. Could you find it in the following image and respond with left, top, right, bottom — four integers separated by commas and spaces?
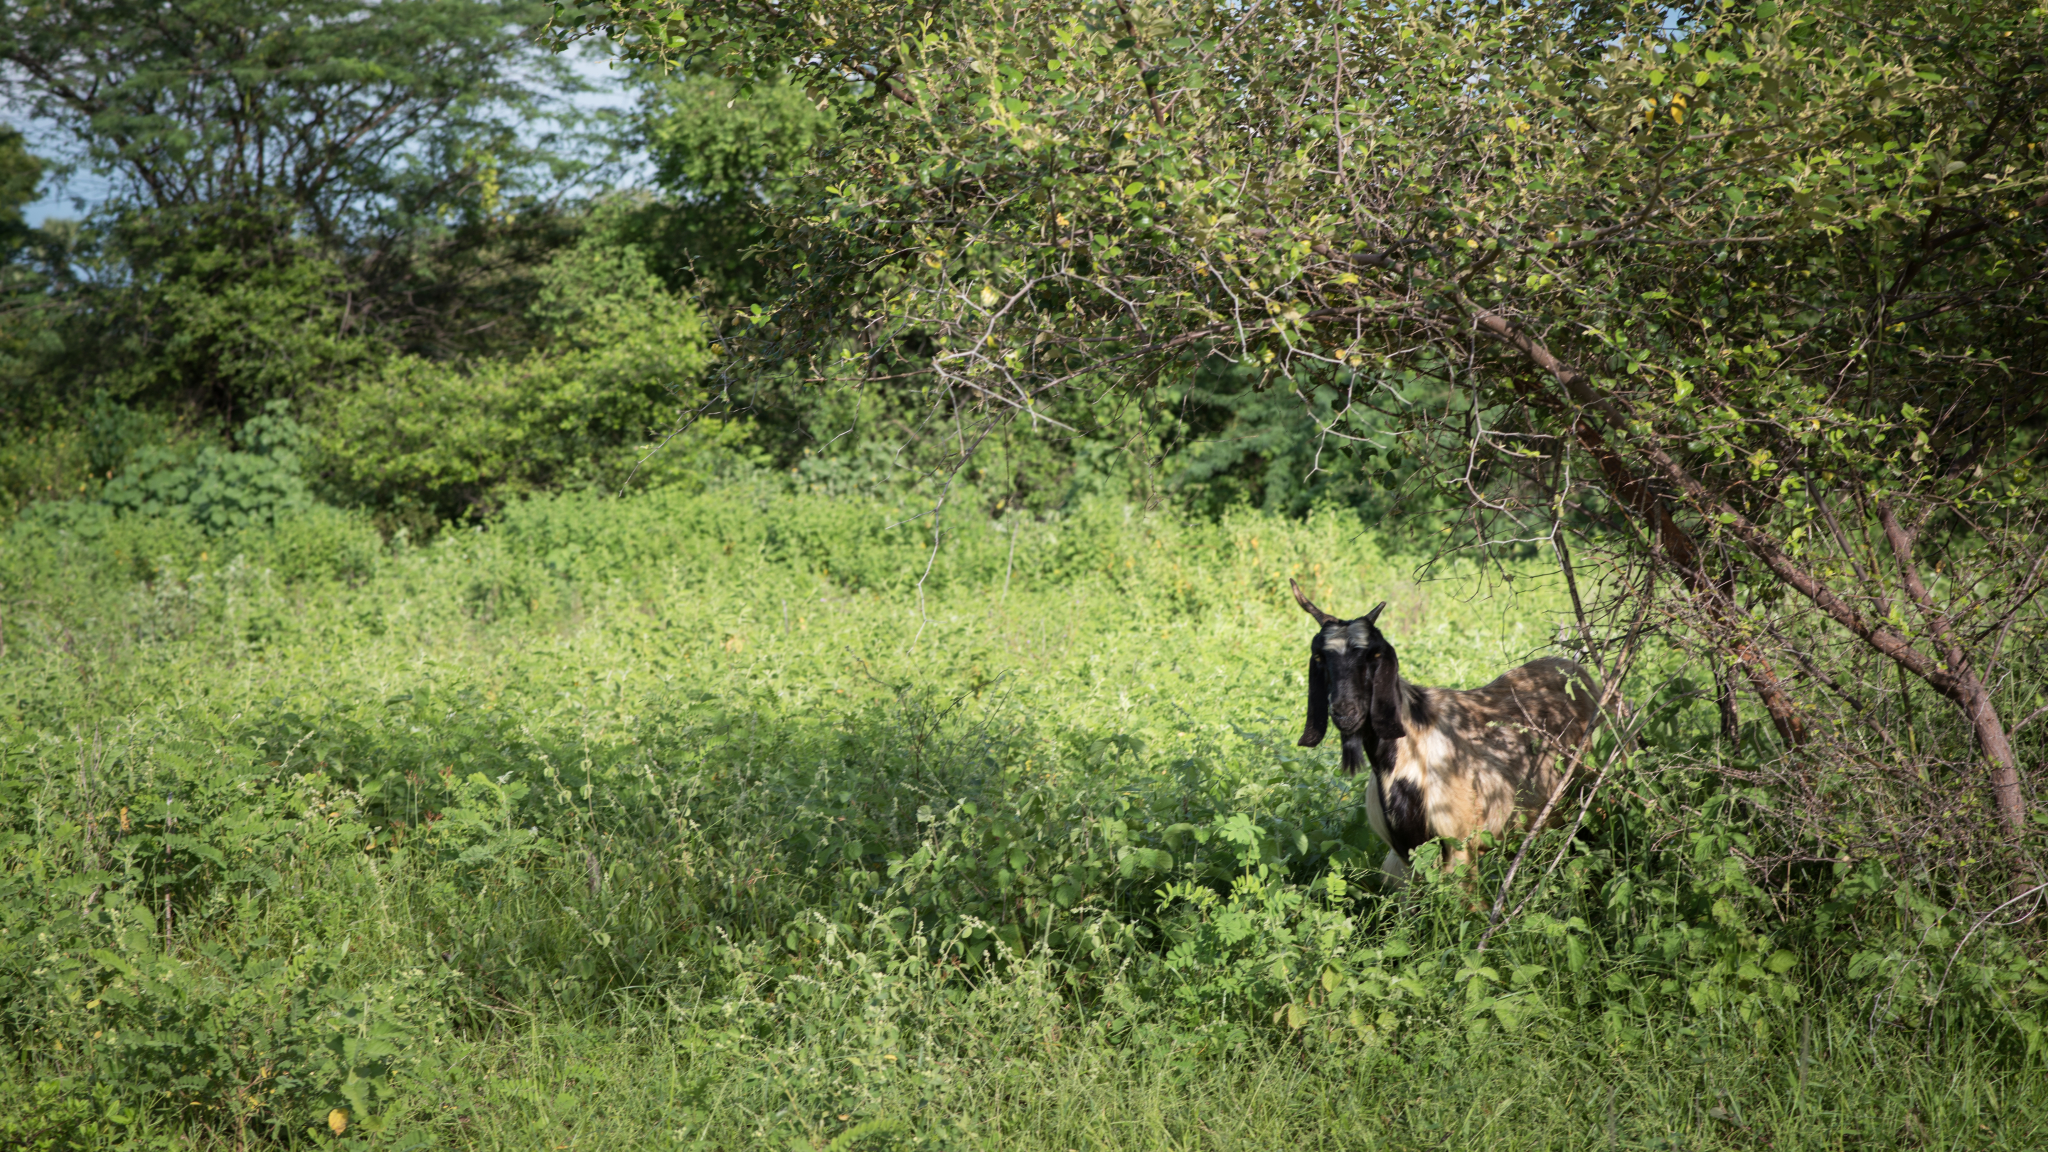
2, 0, 567, 248
556, 0, 2048, 856
635, 74, 837, 311
0, 124, 37, 247
1, 0, 590, 414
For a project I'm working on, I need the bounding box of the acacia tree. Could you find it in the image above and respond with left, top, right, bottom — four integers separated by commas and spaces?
1, 0, 568, 245
2, 0, 591, 412
558, 0, 2048, 848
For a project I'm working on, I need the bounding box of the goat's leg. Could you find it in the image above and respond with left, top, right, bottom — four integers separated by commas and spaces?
1443, 839, 1495, 913
1380, 850, 1412, 890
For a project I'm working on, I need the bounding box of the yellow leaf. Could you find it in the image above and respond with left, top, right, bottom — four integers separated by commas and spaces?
1287, 1002, 1308, 1030
328, 1109, 349, 1136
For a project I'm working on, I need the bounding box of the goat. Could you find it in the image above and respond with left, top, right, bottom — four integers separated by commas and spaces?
1290, 579, 1603, 885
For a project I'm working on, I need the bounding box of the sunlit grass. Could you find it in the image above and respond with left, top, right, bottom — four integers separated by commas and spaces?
3, 484, 2041, 1150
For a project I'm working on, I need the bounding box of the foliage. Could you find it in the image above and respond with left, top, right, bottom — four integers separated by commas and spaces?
95, 401, 315, 533
555, 0, 2048, 876
0, 124, 35, 244
5, 400, 383, 585
1162, 359, 1455, 523
0, 420, 114, 516
2, 0, 1427, 530
0, 124, 52, 408
0, 0, 600, 419
3, 479, 2046, 1145
89, 244, 383, 413
312, 237, 731, 522
634, 73, 837, 311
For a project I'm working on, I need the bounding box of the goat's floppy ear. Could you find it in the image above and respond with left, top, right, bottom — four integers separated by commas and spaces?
1298, 636, 1329, 747
1291, 579, 1339, 626
1368, 643, 1404, 738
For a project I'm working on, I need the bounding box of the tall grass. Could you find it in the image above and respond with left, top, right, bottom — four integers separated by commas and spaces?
2, 481, 2042, 1149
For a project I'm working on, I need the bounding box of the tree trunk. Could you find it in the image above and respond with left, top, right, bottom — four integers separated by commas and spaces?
1873, 500, 2029, 837
1960, 677, 2027, 836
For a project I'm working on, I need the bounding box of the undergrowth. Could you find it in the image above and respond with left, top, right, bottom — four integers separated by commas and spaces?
2, 481, 2043, 1149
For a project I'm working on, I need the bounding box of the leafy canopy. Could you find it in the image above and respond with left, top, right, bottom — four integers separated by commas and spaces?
2, 0, 571, 246
637, 73, 836, 308
1, 0, 609, 420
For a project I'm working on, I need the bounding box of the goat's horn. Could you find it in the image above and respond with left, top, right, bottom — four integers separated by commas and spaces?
1290, 578, 1339, 625
1362, 601, 1387, 627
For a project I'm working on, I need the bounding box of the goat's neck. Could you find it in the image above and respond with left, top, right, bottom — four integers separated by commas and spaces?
1364, 674, 1420, 778
1389, 673, 1416, 729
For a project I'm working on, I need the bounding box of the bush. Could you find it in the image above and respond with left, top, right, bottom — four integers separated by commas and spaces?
1, 395, 178, 515
253, 502, 382, 585
2, 447, 380, 598
0, 736, 453, 1142
99, 401, 315, 533
315, 237, 732, 522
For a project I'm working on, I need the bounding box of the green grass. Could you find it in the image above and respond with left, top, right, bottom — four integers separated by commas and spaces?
3, 481, 2043, 1149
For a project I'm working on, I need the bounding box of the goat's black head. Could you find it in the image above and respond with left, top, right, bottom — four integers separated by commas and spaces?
1292, 579, 1404, 775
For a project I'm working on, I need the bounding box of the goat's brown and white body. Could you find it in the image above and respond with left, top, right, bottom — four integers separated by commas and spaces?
1361, 656, 1598, 882
1289, 581, 1604, 885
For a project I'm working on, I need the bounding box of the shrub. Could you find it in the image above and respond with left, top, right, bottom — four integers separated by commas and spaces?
314, 237, 731, 522
99, 401, 314, 533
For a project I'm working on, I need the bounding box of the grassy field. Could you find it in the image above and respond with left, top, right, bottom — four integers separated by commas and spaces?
3, 482, 2043, 1149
